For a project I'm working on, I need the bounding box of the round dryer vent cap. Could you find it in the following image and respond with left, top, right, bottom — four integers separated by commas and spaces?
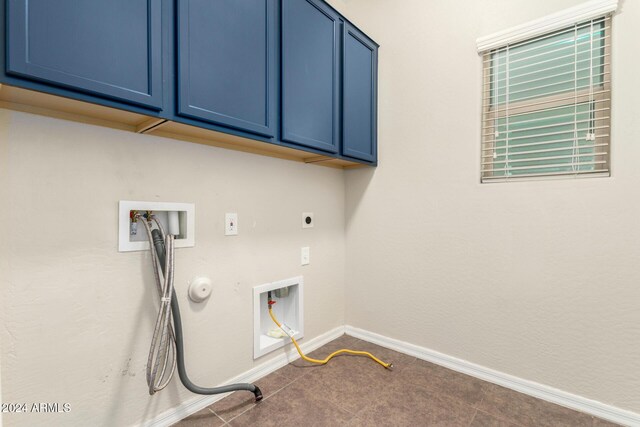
188, 277, 212, 303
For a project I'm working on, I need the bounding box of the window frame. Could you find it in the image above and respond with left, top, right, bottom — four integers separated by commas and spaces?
477, 1, 616, 183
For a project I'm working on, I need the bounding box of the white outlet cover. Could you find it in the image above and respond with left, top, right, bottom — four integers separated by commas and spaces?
302, 212, 314, 228
301, 246, 310, 265
225, 213, 238, 236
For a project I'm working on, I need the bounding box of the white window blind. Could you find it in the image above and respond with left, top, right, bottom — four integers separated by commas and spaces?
480, 15, 612, 182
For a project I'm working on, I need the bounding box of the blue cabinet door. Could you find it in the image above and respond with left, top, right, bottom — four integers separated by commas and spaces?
281, 0, 339, 153
6, 0, 164, 110
177, 0, 276, 138
342, 22, 377, 163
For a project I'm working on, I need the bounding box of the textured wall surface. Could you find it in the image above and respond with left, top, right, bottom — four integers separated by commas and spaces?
0, 109, 6, 427
3, 1, 640, 425
0, 110, 346, 426
332, 0, 640, 414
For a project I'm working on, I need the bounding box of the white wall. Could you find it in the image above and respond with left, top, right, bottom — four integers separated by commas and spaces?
0, 353, 3, 427
3, 1, 640, 424
333, 0, 640, 415
0, 109, 7, 427
0, 109, 346, 426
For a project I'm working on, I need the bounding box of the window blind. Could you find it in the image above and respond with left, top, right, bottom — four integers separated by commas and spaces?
480, 16, 611, 182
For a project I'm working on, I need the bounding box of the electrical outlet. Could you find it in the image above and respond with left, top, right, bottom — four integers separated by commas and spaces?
301, 247, 310, 265
302, 212, 314, 228
225, 213, 238, 236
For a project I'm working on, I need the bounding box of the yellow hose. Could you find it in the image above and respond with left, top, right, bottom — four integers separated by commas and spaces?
268, 306, 393, 369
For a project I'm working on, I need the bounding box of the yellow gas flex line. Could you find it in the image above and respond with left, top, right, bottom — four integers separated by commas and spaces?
267, 301, 393, 369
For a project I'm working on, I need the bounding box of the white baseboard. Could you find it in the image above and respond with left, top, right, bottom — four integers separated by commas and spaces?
345, 325, 640, 427
146, 323, 639, 427
146, 325, 345, 427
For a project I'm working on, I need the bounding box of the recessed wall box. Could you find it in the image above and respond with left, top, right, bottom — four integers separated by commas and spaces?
253, 276, 304, 359
118, 200, 195, 252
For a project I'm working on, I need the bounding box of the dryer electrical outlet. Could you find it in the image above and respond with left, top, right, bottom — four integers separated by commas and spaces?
302, 212, 314, 228
118, 201, 195, 252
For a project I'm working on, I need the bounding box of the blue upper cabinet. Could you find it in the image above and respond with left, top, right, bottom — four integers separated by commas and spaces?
6, 0, 164, 110
177, 0, 277, 138
3, 0, 377, 165
281, 0, 339, 154
342, 22, 378, 163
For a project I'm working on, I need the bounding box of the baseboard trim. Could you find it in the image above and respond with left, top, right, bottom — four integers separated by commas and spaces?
345, 325, 640, 427
146, 325, 346, 427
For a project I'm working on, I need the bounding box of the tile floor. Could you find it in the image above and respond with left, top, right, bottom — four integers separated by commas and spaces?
174, 335, 620, 427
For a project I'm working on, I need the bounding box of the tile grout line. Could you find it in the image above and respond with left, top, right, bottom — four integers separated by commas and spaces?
467, 409, 479, 427
204, 406, 227, 425
214, 369, 317, 424
212, 372, 291, 422
215, 342, 540, 427
222, 344, 517, 427
175, 337, 350, 425
216, 343, 526, 427
472, 386, 489, 411
177, 337, 623, 427
211, 402, 254, 424
326, 398, 361, 423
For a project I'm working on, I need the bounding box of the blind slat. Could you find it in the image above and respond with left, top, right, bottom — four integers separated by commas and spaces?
483, 69, 608, 93
482, 35, 610, 66
481, 135, 609, 152
482, 170, 609, 181
482, 116, 610, 137
487, 160, 606, 173
488, 124, 609, 144
486, 37, 609, 68
483, 107, 610, 129
487, 83, 610, 109
483, 70, 608, 96
485, 48, 610, 75
482, 152, 608, 167
484, 60, 611, 89
482, 143, 608, 158
487, 92, 610, 116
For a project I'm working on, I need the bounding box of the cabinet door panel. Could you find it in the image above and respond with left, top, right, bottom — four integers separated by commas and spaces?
7, 0, 163, 109
281, 0, 339, 153
177, 0, 276, 138
342, 23, 377, 162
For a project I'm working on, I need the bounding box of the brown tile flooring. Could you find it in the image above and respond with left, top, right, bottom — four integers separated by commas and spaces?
175, 335, 619, 427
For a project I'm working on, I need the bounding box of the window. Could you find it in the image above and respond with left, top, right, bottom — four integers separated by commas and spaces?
478, 7, 613, 182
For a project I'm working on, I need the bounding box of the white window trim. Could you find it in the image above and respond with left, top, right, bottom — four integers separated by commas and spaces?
476, 0, 618, 53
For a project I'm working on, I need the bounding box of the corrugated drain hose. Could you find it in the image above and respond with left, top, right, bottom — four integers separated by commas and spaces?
140, 215, 262, 401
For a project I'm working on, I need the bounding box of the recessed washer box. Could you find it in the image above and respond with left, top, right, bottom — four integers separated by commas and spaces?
118, 200, 195, 252
253, 276, 304, 359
